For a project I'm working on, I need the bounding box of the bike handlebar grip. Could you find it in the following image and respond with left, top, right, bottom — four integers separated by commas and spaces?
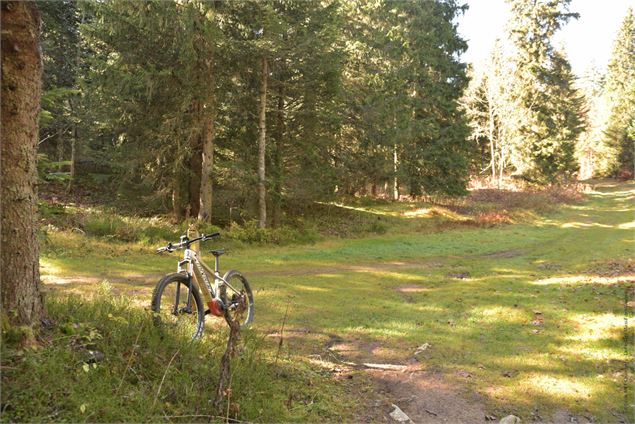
156, 242, 174, 253
201, 232, 220, 241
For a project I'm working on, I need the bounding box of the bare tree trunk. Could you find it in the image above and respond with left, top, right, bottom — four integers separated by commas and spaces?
56, 128, 64, 171
488, 100, 496, 183
257, 57, 268, 229
393, 143, 399, 201
66, 10, 83, 193
271, 84, 285, 227
172, 164, 186, 221
213, 309, 241, 415
198, 114, 214, 222
67, 98, 77, 192
172, 187, 182, 221
498, 127, 505, 187
1, 0, 45, 328
189, 103, 203, 219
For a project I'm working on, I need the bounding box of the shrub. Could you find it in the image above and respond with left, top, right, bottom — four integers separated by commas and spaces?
228, 220, 319, 245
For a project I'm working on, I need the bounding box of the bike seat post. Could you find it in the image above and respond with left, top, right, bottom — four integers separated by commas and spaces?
214, 255, 220, 274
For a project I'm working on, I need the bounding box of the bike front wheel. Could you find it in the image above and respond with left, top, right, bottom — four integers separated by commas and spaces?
220, 270, 254, 328
151, 273, 205, 340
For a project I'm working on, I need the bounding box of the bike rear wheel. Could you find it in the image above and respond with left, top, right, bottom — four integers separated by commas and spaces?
220, 270, 254, 328
151, 273, 205, 340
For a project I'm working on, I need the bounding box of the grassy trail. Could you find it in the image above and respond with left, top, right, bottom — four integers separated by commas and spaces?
40, 180, 635, 422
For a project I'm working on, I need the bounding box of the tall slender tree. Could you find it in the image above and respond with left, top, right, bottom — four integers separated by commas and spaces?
257, 55, 268, 228
1, 1, 46, 328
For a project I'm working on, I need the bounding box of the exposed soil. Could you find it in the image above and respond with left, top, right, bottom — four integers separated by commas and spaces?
325, 336, 489, 423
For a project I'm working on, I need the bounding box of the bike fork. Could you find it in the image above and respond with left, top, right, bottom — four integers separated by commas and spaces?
173, 277, 194, 315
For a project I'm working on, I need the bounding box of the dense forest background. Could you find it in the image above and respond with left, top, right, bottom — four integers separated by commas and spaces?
38, 0, 634, 228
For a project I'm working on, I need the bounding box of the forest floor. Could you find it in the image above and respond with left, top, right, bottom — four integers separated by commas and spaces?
11, 180, 635, 422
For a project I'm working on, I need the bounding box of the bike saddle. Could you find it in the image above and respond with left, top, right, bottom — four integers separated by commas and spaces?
208, 249, 225, 257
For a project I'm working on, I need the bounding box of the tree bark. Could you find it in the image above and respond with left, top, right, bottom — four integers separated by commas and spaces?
1, 0, 45, 328
257, 57, 268, 229
393, 143, 399, 201
172, 164, 186, 221
271, 83, 285, 227
198, 113, 214, 223
66, 10, 83, 193
189, 103, 203, 219
213, 314, 241, 415
487, 97, 496, 183
67, 98, 77, 192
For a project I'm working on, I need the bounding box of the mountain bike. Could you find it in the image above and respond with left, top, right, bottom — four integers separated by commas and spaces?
152, 232, 254, 339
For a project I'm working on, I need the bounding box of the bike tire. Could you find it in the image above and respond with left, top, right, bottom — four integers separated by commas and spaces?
151, 272, 205, 340
220, 269, 254, 328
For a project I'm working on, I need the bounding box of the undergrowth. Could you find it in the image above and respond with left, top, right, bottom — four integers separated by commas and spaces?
0, 288, 351, 423
38, 183, 584, 247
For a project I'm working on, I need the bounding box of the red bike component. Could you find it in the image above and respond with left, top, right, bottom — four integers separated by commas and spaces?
208, 299, 224, 317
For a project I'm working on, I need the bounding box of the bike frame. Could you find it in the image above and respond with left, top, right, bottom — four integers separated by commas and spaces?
177, 247, 240, 308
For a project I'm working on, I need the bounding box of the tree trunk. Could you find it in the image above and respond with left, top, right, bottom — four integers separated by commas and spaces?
271, 84, 285, 227
172, 160, 188, 221
67, 98, 77, 192
498, 126, 505, 187
257, 57, 268, 229
1, 0, 45, 328
172, 187, 182, 221
488, 99, 496, 183
66, 10, 83, 194
189, 104, 203, 219
198, 114, 215, 223
56, 128, 64, 171
393, 143, 399, 201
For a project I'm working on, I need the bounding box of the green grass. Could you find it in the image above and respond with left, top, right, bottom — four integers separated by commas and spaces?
6, 180, 634, 422
1, 289, 353, 423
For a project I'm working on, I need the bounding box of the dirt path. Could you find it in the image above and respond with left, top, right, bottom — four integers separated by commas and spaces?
326, 338, 489, 423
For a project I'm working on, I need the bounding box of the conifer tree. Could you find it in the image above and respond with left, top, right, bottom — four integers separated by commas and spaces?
84, 0, 218, 219
602, 7, 635, 177
507, 0, 584, 182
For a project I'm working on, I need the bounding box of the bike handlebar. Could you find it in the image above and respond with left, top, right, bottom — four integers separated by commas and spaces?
156, 232, 220, 254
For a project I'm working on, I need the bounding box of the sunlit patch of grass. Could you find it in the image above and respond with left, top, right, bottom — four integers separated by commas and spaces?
618, 220, 635, 229
566, 313, 625, 342
474, 306, 527, 324
402, 207, 432, 217
561, 222, 615, 229
524, 375, 594, 399
531, 275, 635, 285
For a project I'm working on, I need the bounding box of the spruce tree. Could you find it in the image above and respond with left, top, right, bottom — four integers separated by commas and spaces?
603, 7, 635, 177
84, 0, 218, 219
507, 0, 584, 182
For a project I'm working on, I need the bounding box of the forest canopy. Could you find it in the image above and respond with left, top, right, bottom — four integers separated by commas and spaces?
38, 0, 635, 226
